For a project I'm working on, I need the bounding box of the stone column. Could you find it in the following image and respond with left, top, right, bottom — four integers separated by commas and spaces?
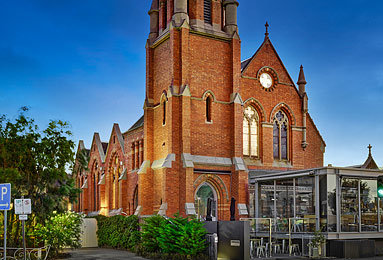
223, 0, 239, 35
173, 0, 189, 26
148, 0, 159, 42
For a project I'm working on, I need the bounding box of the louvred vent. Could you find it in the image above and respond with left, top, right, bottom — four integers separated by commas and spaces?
204, 0, 211, 24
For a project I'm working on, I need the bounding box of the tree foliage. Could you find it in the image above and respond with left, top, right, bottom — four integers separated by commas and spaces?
34, 211, 83, 256
0, 108, 81, 247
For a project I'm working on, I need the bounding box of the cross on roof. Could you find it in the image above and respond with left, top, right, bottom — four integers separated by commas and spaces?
368, 144, 372, 156
265, 21, 269, 38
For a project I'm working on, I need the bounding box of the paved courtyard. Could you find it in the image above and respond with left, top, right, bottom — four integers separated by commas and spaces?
60, 248, 148, 260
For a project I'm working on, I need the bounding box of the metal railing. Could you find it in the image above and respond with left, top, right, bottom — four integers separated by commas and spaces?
0, 246, 50, 260
240, 218, 273, 257
241, 218, 315, 257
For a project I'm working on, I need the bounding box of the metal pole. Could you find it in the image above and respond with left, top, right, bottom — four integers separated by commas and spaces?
22, 219, 26, 260
4, 210, 7, 260
269, 218, 272, 257
22, 196, 26, 260
288, 218, 291, 256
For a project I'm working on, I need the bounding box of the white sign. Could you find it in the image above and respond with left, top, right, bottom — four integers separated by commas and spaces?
14, 199, 32, 215
19, 215, 28, 221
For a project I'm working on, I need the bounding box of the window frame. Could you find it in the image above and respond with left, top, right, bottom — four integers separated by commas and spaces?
203, 0, 212, 24
243, 106, 260, 158
205, 95, 212, 123
273, 110, 289, 161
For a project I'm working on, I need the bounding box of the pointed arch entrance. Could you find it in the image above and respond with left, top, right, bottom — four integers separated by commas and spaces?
195, 182, 218, 221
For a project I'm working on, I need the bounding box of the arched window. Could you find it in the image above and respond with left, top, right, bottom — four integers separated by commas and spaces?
93, 173, 97, 211
243, 106, 259, 157
204, 0, 212, 24
162, 99, 166, 125
273, 111, 289, 160
206, 96, 212, 122
195, 182, 217, 221
133, 185, 138, 212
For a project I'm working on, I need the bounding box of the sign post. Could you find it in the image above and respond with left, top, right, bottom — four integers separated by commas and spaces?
14, 197, 31, 260
0, 183, 12, 260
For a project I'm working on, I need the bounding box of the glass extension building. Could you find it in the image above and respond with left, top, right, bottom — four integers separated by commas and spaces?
249, 166, 383, 240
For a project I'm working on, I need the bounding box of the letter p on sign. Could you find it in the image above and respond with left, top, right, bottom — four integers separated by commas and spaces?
1, 187, 7, 200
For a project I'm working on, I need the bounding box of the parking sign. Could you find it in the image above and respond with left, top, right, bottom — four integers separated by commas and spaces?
0, 184, 11, 210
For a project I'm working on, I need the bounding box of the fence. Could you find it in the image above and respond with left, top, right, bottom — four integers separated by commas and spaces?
0, 246, 50, 260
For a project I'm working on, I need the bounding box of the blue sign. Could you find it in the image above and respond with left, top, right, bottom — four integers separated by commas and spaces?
0, 183, 11, 210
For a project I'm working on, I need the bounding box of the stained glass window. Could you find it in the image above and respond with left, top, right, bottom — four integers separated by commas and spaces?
243, 106, 259, 157
273, 122, 279, 158
273, 111, 289, 160
243, 119, 249, 156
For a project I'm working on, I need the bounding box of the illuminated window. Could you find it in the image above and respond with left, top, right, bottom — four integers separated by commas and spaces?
243, 106, 259, 157
273, 111, 289, 160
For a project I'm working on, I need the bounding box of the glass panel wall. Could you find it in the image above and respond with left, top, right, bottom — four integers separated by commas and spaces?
319, 175, 327, 231
276, 179, 294, 218
248, 184, 255, 217
296, 176, 315, 232
252, 172, 383, 235
360, 180, 378, 231
327, 175, 337, 232
259, 181, 274, 218
296, 177, 315, 217
341, 178, 359, 232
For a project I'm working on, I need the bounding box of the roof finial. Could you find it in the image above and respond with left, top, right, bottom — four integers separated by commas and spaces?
368, 144, 372, 156
297, 65, 307, 85
265, 21, 269, 38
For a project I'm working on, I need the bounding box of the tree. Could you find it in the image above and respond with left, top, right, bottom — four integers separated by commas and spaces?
0, 107, 81, 247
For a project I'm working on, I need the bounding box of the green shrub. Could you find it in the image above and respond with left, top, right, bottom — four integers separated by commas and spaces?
96, 214, 140, 251
34, 211, 83, 256
140, 215, 165, 253
96, 213, 208, 259
140, 213, 207, 258
157, 214, 207, 256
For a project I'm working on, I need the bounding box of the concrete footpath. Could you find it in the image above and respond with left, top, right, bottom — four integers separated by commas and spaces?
60, 249, 383, 260
60, 248, 149, 260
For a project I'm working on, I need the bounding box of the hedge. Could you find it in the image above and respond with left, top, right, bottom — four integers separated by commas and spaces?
95, 214, 209, 260
95, 215, 140, 251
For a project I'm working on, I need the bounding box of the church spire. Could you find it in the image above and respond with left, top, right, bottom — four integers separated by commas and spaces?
297, 65, 307, 96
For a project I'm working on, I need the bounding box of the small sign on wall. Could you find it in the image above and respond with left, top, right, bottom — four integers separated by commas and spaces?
230, 240, 241, 247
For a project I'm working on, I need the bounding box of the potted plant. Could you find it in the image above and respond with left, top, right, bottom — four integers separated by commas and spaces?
308, 230, 326, 258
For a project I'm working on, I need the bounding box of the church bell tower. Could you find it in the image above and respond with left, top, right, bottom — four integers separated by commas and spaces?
139, 0, 247, 220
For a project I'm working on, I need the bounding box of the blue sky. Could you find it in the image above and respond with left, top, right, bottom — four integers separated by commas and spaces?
1, 0, 382, 167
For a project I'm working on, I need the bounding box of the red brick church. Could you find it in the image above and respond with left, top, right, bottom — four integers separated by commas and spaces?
74, 0, 325, 220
